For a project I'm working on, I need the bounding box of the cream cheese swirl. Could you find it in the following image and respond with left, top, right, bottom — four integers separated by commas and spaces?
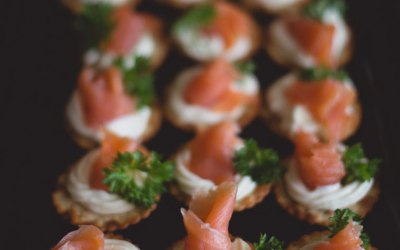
285, 158, 374, 210
168, 67, 259, 127
175, 148, 257, 202
66, 92, 152, 143
105, 239, 140, 250
175, 30, 251, 62
66, 150, 136, 214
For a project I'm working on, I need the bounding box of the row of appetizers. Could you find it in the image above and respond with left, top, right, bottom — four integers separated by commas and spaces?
53, 183, 375, 249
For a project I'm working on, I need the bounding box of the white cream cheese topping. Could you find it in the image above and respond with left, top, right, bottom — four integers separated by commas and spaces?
84, 33, 156, 69
284, 158, 374, 210
105, 239, 140, 250
168, 67, 259, 127
175, 148, 257, 202
269, 9, 350, 67
82, 0, 131, 6
176, 30, 251, 62
266, 73, 355, 136
66, 150, 135, 214
66, 91, 152, 142
256, 0, 303, 12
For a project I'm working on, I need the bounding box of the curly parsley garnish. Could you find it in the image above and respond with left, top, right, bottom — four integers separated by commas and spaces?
103, 151, 175, 208
115, 56, 155, 108
173, 4, 216, 34
74, 3, 115, 50
341, 143, 380, 185
233, 139, 282, 184
254, 233, 284, 250
299, 67, 349, 82
328, 209, 370, 249
302, 0, 346, 21
235, 61, 256, 75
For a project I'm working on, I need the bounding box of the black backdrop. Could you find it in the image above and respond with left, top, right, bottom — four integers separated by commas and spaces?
2, 0, 400, 249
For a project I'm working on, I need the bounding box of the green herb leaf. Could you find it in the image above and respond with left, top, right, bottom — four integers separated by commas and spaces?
173, 4, 216, 34
233, 139, 282, 184
115, 56, 155, 108
341, 143, 380, 185
299, 67, 349, 82
302, 0, 346, 21
254, 233, 284, 250
103, 151, 175, 208
235, 61, 256, 75
328, 208, 363, 236
74, 3, 115, 50
328, 209, 370, 248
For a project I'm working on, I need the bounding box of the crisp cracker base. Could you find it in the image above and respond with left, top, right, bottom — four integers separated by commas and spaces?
66, 101, 162, 150
274, 179, 380, 226
52, 168, 158, 231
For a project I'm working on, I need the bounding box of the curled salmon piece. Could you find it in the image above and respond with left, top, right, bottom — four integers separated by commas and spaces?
203, 2, 252, 49
78, 67, 135, 128
315, 221, 363, 250
188, 122, 240, 185
89, 131, 142, 191
184, 59, 249, 112
294, 132, 345, 190
182, 182, 237, 250
286, 78, 356, 142
53, 225, 104, 250
286, 17, 335, 66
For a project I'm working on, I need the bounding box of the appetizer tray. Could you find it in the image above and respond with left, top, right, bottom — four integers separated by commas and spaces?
4, 0, 399, 249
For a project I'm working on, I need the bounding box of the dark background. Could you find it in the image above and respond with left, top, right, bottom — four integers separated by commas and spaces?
2, 0, 400, 249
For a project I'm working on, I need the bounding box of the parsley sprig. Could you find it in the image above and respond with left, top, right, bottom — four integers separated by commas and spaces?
115, 56, 155, 108
74, 3, 115, 50
103, 151, 175, 208
328, 209, 370, 249
302, 0, 346, 21
235, 61, 256, 75
299, 67, 349, 82
254, 234, 284, 250
173, 4, 216, 34
341, 144, 380, 185
233, 139, 282, 184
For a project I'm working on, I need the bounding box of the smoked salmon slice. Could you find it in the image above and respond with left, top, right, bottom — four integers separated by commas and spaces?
286, 18, 335, 66
182, 182, 237, 250
294, 132, 345, 190
90, 131, 139, 190
188, 122, 240, 185
315, 222, 363, 250
78, 67, 135, 128
53, 225, 104, 250
184, 59, 249, 112
286, 78, 356, 142
203, 2, 251, 49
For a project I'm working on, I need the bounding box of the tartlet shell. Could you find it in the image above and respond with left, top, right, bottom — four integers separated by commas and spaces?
66, 101, 162, 149
168, 237, 254, 250
52, 165, 159, 231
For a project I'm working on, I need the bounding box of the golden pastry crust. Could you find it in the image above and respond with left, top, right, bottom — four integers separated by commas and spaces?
168, 146, 271, 212
164, 78, 261, 132
242, 0, 307, 16
274, 178, 380, 226
66, 101, 162, 149
61, 0, 139, 14
265, 17, 354, 69
287, 231, 376, 250
172, 3, 261, 63
261, 82, 362, 142
52, 166, 158, 231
